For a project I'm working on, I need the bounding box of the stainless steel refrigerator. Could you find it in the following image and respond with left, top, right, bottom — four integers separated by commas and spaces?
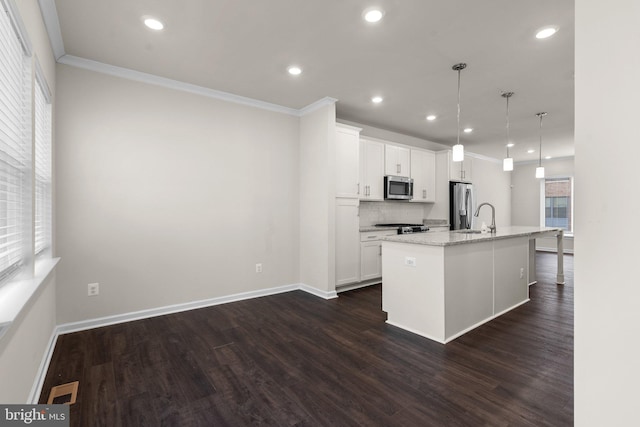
449, 181, 475, 230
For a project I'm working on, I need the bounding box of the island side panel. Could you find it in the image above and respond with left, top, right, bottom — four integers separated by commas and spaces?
494, 236, 530, 314
443, 241, 494, 341
381, 241, 446, 342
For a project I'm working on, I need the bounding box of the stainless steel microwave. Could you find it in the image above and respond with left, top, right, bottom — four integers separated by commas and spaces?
384, 175, 413, 200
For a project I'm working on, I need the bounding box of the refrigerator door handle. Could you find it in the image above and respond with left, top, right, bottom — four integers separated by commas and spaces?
465, 189, 472, 229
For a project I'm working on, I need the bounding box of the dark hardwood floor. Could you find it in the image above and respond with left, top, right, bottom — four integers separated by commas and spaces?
39, 252, 573, 426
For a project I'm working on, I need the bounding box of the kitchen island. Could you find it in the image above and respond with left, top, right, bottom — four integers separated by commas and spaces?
381, 226, 563, 344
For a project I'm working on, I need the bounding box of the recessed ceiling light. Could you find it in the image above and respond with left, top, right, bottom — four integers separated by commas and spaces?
371, 96, 383, 104
426, 115, 437, 121
463, 128, 473, 133
143, 17, 164, 30
536, 26, 558, 39
507, 143, 515, 148
363, 8, 384, 23
527, 149, 535, 154
287, 66, 302, 76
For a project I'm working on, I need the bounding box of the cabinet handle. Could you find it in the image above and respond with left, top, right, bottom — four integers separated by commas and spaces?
423, 189, 427, 199
367, 236, 377, 239
368, 185, 371, 196
397, 163, 401, 174
357, 183, 360, 195
379, 246, 382, 256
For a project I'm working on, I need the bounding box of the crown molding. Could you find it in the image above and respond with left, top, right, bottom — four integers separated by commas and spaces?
58, 55, 303, 116
298, 97, 338, 116
38, 0, 64, 59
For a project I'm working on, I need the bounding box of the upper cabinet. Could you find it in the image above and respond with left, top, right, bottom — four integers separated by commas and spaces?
447, 150, 473, 182
410, 149, 436, 203
384, 144, 411, 178
359, 139, 385, 201
336, 124, 361, 198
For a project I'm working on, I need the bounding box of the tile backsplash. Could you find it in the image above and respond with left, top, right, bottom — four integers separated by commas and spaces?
359, 201, 427, 226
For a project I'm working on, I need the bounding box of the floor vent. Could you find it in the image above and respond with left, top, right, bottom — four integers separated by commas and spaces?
47, 381, 79, 405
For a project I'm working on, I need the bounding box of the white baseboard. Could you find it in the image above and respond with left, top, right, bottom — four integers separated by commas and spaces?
336, 280, 381, 293
30, 282, 336, 403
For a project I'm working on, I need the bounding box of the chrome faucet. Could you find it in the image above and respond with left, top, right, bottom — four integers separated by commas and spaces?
475, 203, 496, 233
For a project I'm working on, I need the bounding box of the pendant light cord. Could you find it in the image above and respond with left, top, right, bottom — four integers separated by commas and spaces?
538, 114, 543, 167
456, 69, 461, 146
506, 95, 510, 157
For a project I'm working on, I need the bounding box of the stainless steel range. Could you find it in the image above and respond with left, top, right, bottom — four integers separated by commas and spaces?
375, 223, 430, 234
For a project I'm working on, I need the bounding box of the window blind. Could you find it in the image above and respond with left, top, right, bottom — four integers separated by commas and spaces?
34, 76, 51, 255
0, 0, 31, 280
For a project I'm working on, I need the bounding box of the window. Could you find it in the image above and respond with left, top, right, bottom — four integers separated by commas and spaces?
34, 74, 52, 255
0, 0, 32, 281
543, 177, 573, 232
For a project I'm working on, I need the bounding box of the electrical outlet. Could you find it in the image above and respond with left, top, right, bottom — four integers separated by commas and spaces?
88, 283, 99, 296
520, 268, 524, 279
255, 263, 262, 273
405, 257, 417, 267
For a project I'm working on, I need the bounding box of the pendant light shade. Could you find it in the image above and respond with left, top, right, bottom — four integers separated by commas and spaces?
452, 63, 467, 162
502, 92, 514, 172
452, 144, 464, 162
535, 112, 547, 179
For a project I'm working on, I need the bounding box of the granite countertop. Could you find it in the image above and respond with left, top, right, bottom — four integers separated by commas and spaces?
382, 226, 561, 246
360, 225, 399, 232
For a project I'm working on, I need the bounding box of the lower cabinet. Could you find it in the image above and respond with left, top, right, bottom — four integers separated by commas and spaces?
336, 198, 360, 286
360, 230, 398, 281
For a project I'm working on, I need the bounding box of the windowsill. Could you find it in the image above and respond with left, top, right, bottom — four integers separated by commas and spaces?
0, 257, 60, 341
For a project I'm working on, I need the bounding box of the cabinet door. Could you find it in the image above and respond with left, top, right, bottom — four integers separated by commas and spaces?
336, 125, 360, 197
448, 151, 473, 182
360, 241, 382, 281
385, 145, 411, 177
336, 198, 360, 286
360, 139, 385, 200
397, 146, 411, 177
410, 149, 436, 203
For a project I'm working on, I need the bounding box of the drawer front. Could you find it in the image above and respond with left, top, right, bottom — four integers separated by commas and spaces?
360, 230, 398, 242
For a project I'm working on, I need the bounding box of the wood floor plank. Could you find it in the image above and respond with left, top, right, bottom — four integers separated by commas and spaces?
39, 252, 573, 426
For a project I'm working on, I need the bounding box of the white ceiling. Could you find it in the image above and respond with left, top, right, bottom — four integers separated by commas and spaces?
48, 0, 574, 162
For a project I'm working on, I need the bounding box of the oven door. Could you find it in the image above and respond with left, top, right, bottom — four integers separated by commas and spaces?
384, 176, 413, 200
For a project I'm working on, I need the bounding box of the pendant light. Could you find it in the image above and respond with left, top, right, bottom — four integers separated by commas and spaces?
452, 63, 467, 162
535, 112, 547, 179
502, 92, 514, 171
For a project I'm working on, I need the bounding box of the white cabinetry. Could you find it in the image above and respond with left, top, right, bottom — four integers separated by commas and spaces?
336, 198, 360, 286
448, 151, 473, 182
385, 144, 411, 177
410, 149, 436, 203
359, 139, 385, 201
360, 230, 398, 281
336, 124, 361, 197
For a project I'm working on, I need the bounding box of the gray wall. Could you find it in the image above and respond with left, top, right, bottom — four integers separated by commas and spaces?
575, 0, 640, 424
511, 157, 574, 251
511, 157, 574, 227
55, 65, 301, 323
299, 104, 336, 293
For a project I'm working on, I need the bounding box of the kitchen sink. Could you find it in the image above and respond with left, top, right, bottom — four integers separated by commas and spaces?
454, 229, 483, 234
